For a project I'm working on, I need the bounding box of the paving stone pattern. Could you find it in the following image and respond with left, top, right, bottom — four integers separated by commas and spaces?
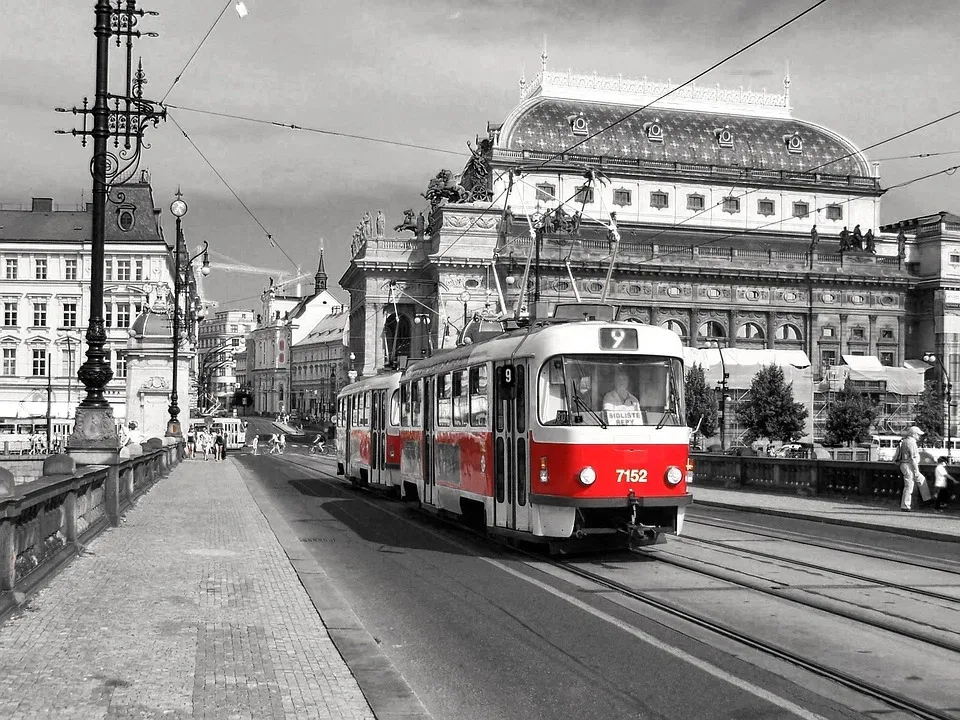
0, 458, 374, 720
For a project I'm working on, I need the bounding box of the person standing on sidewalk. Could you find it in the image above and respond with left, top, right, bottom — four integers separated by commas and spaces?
250, 434, 259, 456
897, 425, 932, 511
934, 458, 957, 512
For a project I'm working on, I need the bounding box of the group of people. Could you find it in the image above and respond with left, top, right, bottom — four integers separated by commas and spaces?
185, 426, 226, 461
895, 425, 957, 512
249, 432, 285, 456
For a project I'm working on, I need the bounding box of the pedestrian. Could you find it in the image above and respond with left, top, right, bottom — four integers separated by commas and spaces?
186, 427, 195, 459
215, 432, 225, 461
199, 429, 211, 461
251, 434, 259, 456
269, 433, 281, 455
934, 458, 957, 512
896, 425, 932, 511
278, 433, 286, 455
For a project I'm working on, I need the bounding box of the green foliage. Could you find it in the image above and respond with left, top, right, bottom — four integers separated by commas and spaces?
736, 364, 808, 443
824, 378, 878, 446
914, 380, 944, 442
684, 364, 718, 438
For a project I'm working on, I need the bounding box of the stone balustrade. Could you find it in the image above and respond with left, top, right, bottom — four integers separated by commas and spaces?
0, 437, 183, 618
692, 453, 923, 500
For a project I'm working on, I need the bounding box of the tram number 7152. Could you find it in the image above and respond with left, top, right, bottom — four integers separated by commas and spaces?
616, 468, 648, 483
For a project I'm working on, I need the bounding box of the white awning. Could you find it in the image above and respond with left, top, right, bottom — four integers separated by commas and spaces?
842, 355, 884, 371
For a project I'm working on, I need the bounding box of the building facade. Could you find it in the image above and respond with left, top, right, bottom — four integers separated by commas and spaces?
247, 249, 340, 415
339, 62, 960, 441
290, 305, 349, 421
0, 181, 178, 429
196, 308, 256, 412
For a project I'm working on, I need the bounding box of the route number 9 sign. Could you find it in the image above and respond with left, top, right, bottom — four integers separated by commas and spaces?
599, 327, 638, 351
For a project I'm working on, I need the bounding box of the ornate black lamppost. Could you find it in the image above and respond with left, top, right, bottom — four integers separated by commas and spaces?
923, 351, 952, 458
57, 0, 165, 458
167, 192, 210, 436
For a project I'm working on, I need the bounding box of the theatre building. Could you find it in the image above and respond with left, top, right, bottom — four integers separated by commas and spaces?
339, 61, 960, 443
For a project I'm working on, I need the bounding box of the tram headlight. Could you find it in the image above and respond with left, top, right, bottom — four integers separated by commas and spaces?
665, 465, 683, 486
578, 466, 596, 486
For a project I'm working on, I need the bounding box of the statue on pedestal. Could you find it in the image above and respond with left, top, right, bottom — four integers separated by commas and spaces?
838, 226, 851, 252
376, 210, 385, 239
416, 212, 426, 239
503, 205, 513, 235
864, 229, 876, 254
853, 224, 863, 250
394, 209, 417, 234
361, 212, 373, 240
897, 228, 907, 259
810, 224, 819, 249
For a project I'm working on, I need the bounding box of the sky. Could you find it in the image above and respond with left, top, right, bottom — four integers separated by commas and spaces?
3, 0, 960, 311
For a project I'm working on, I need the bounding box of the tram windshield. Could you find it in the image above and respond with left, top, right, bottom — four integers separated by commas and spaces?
538, 355, 684, 428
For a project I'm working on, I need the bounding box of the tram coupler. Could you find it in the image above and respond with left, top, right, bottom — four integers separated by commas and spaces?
624, 492, 665, 547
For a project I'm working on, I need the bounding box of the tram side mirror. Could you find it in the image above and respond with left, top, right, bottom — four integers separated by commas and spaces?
497, 365, 517, 399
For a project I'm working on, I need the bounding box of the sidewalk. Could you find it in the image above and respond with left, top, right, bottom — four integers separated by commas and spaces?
692, 485, 960, 543
0, 457, 375, 720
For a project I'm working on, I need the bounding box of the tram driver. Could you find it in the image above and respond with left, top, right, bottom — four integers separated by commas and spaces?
602, 371, 642, 415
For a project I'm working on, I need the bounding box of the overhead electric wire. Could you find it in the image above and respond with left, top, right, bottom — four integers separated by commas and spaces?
164, 104, 464, 157
160, 0, 234, 104
874, 149, 960, 162
167, 111, 301, 273
533, 0, 832, 168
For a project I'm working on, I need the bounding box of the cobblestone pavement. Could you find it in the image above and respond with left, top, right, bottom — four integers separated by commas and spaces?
692, 486, 960, 539
0, 457, 375, 720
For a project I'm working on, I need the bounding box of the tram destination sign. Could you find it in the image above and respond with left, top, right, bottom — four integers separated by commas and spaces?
599, 327, 638, 351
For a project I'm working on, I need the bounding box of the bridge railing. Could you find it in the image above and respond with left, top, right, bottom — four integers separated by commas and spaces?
0, 438, 183, 617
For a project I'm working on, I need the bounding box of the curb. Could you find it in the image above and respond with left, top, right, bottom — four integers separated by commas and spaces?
234, 458, 432, 720
693, 498, 960, 544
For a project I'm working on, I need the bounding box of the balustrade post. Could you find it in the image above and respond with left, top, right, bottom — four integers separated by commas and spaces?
64, 490, 78, 543
0, 520, 14, 592
105, 465, 120, 527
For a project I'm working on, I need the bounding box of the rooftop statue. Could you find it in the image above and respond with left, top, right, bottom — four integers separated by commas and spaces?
838, 226, 851, 252
361, 211, 373, 241
852, 224, 863, 250
394, 209, 417, 234
376, 210, 385, 239
810, 224, 819, 248
864, 228, 876, 254
459, 138, 494, 203
422, 169, 466, 211
897, 228, 907, 258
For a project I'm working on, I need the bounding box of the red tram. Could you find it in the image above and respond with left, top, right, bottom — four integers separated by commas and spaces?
336, 317, 692, 549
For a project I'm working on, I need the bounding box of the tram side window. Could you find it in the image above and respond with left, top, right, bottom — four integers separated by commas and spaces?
411, 380, 423, 427
452, 370, 467, 427
516, 365, 526, 433
470, 365, 488, 427
362, 393, 370, 425
400, 384, 411, 427
436, 374, 452, 427
390, 390, 401, 426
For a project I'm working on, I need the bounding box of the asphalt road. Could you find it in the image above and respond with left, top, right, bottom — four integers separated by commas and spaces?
235, 422, 873, 720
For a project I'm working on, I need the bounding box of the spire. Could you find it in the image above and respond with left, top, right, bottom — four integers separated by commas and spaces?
519, 62, 526, 100
314, 239, 327, 294
783, 59, 791, 106
540, 36, 548, 73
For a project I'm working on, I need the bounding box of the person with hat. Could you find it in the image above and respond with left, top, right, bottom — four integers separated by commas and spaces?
895, 425, 932, 511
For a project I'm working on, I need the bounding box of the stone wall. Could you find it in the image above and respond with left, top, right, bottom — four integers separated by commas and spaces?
0, 457, 45, 485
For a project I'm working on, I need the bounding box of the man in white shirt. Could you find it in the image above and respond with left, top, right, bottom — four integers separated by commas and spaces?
897, 425, 931, 511
602, 372, 641, 412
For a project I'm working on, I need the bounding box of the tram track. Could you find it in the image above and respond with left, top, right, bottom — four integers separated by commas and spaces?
685, 515, 960, 577
270, 452, 959, 720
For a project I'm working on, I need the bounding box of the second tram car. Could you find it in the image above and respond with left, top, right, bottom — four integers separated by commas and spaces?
337, 318, 692, 549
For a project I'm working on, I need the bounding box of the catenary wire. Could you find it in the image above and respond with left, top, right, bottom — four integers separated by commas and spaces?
167, 111, 301, 273
164, 104, 464, 157
160, 0, 234, 104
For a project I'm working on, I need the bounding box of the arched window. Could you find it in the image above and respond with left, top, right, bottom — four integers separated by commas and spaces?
697, 321, 726, 339
775, 323, 802, 341
661, 319, 686, 337
737, 322, 765, 340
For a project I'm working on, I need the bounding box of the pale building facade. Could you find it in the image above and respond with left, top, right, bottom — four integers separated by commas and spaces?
0, 181, 176, 430
290, 305, 349, 420
196, 308, 255, 411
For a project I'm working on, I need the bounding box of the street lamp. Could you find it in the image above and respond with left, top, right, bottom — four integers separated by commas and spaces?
922, 351, 952, 456
414, 312, 432, 356
705, 339, 731, 451
166, 191, 210, 437
347, 352, 358, 383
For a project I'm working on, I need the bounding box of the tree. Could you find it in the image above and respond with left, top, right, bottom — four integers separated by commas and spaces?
824, 378, 877, 446
685, 364, 718, 438
914, 380, 944, 442
737, 364, 808, 443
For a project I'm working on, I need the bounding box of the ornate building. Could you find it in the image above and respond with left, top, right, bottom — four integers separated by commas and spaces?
290, 305, 349, 422
339, 61, 960, 440
196, 308, 256, 412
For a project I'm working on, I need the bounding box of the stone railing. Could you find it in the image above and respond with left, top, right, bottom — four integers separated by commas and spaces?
0, 437, 183, 618
691, 453, 923, 502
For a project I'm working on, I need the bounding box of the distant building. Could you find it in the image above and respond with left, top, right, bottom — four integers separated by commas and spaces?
196, 308, 255, 412
0, 181, 177, 431
247, 248, 340, 415
290, 305, 349, 420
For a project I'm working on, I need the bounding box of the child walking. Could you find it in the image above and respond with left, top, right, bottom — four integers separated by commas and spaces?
934, 458, 957, 512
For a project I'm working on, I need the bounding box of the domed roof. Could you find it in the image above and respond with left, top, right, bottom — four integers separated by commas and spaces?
130, 309, 173, 338
500, 98, 871, 178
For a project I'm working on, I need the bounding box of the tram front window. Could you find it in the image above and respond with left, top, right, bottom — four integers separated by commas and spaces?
538, 355, 684, 427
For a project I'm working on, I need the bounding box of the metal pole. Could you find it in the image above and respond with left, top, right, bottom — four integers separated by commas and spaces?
46, 352, 52, 450
719, 347, 727, 452
167, 216, 182, 435
76, 0, 115, 409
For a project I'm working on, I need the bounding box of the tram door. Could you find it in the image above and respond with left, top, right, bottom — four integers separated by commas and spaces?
344, 396, 354, 467
422, 378, 435, 506
493, 361, 529, 531
370, 390, 386, 485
